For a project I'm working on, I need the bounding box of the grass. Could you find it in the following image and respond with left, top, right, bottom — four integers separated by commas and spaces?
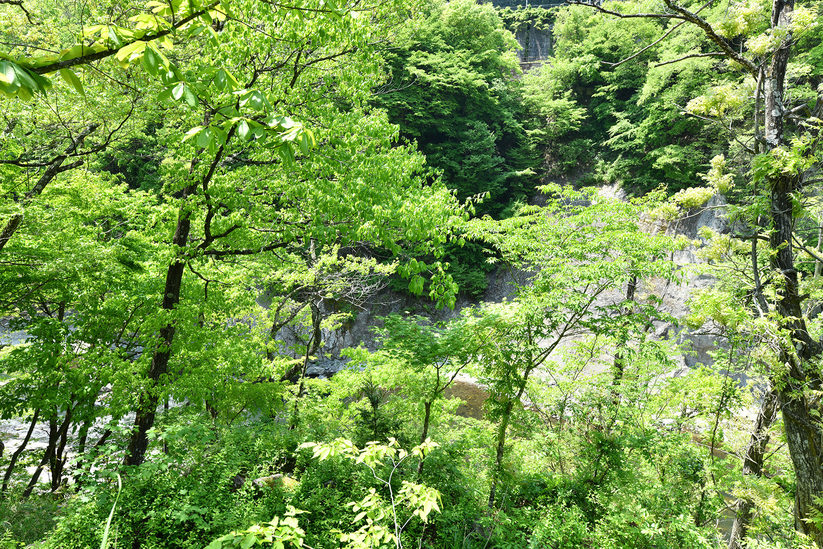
0, 492, 61, 546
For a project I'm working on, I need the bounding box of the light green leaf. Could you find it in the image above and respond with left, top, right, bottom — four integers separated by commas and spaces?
196, 128, 212, 148
182, 125, 204, 142
114, 40, 146, 67
0, 61, 16, 86
237, 120, 250, 140
59, 69, 84, 95
171, 81, 186, 101
240, 533, 256, 549
142, 45, 162, 76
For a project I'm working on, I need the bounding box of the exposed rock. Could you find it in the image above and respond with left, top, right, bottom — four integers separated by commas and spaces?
252, 474, 283, 488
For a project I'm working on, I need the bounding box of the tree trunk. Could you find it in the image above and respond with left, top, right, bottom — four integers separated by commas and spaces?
2, 408, 39, 494
290, 300, 321, 429
488, 399, 513, 509
417, 400, 433, 476
49, 401, 74, 491
727, 389, 779, 549
781, 392, 823, 545
22, 416, 57, 498
612, 275, 637, 387
125, 183, 196, 466
759, 1, 823, 542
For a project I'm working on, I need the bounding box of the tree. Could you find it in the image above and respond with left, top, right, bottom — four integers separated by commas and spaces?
465, 185, 678, 507
375, 0, 537, 218
568, 0, 823, 540
521, 3, 726, 192
0, 167, 158, 495
360, 314, 479, 474
1, 0, 466, 479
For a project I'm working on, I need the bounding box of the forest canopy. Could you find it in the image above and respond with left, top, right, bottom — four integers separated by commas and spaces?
0, 0, 822, 547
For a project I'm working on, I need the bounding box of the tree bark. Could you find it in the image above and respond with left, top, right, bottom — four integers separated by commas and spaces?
1, 408, 39, 494
488, 398, 513, 509
488, 363, 534, 509
758, 1, 823, 543
782, 392, 823, 545
727, 389, 779, 549
289, 300, 321, 429
612, 275, 637, 387
125, 182, 196, 466
416, 400, 433, 476
49, 400, 74, 491
22, 416, 57, 498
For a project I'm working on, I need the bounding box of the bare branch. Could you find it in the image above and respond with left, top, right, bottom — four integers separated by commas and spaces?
660, 0, 758, 75
604, 0, 717, 68
566, 0, 686, 20
654, 51, 725, 67
568, 0, 759, 76
605, 22, 685, 67
0, 0, 34, 24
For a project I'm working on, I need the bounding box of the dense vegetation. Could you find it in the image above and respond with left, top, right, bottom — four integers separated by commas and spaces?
0, 0, 821, 547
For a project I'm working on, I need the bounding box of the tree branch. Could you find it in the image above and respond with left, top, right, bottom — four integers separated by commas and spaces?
604, 0, 717, 68
24, 2, 219, 75
660, 0, 758, 75
0, 0, 33, 24
654, 51, 725, 67
568, 0, 758, 76
566, 0, 687, 20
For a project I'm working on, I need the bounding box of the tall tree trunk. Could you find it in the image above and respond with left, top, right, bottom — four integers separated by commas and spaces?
289, 300, 321, 429
49, 401, 74, 491
488, 363, 534, 509
759, 1, 823, 542
612, 275, 637, 387
125, 183, 196, 466
781, 392, 823, 545
49, 395, 75, 492
727, 389, 779, 549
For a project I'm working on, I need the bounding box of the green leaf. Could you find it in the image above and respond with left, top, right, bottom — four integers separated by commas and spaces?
182, 126, 204, 142
107, 26, 124, 48
171, 82, 197, 107
214, 68, 228, 91
277, 144, 295, 165
0, 61, 20, 96
196, 127, 212, 149
240, 90, 269, 111
115, 40, 146, 67
142, 45, 162, 76
59, 44, 85, 61
182, 85, 197, 107
240, 533, 256, 549
0, 61, 16, 86
59, 69, 84, 95
16, 84, 32, 101
100, 474, 122, 549
298, 132, 310, 155
237, 120, 250, 140
409, 275, 425, 295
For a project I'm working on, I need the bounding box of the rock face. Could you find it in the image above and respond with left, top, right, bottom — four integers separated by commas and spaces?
514, 25, 553, 64
277, 193, 730, 379
664, 195, 730, 370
